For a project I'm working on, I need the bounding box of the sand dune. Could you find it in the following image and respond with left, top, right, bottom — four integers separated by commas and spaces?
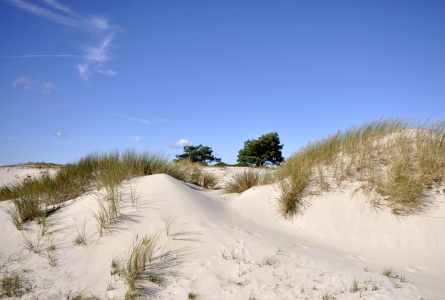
0, 166, 444, 299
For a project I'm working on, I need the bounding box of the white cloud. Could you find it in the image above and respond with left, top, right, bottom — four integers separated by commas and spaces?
111, 113, 170, 125
53, 131, 65, 137
41, 0, 73, 15
41, 81, 58, 93
133, 136, 142, 142
13, 77, 59, 93
167, 139, 193, 148
12, 76, 33, 89
5, 0, 119, 80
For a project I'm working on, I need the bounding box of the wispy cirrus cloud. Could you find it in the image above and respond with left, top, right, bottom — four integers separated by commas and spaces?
0, 54, 79, 58
12, 77, 33, 89
111, 113, 171, 125
41, 82, 58, 93
4, 0, 119, 80
12, 77, 59, 93
167, 139, 193, 148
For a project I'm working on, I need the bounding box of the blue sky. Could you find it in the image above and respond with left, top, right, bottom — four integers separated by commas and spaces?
1, 1, 444, 165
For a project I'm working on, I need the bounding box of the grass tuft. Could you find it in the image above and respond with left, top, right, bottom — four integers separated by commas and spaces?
225, 168, 274, 193
112, 233, 160, 299
73, 219, 87, 246
277, 118, 445, 218
383, 268, 394, 278
6, 193, 45, 230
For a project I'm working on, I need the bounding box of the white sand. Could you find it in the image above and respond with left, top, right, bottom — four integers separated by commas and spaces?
0, 166, 444, 299
0, 165, 58, 187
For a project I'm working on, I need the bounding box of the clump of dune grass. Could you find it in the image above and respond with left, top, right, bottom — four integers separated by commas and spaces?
277, 118, 445, 218
73, 219, 87, 246
63, 291, 100, 300
20, 214, 54, 254
225, 168, 275, 193
113, 233, 160, 299
6, 193, 45, 230
93, 189, 122, 237
172, 159, 219, 189
2, 149, 219, 230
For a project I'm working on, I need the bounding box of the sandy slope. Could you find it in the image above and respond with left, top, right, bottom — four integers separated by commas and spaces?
0, 167, 444, 299
0, 165, 58, 187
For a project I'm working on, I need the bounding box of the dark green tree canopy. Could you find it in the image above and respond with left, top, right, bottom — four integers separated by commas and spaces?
176, 144, 221, 164
237, 132, 284, 166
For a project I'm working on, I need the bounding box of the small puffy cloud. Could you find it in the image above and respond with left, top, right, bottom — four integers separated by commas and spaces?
167, 139, 193, 148
133, 136, 142, 142
53, 131, 65, 137
12, 77, 33, 89
41, 82, 58, 93
77, 64, 93, 80
12, 77, 59, 93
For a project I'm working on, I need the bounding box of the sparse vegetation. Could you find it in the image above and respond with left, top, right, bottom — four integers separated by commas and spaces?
277, 118, 445, 218
383, 268, 394, 277
73, 219, 87, 246
0, 274, 25, 298
2, 149, 219, 230
173, 159, 218, 189
63, 291, 100, 300
225, 168, 274, 193
350, 276, 360, 293
114, 233, 160, 299
6, 193, 45, 230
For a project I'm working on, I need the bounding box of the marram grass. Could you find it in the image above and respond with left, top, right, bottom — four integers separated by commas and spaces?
1, 149, 219, 230
277, 118, 445, 218
225, 169, 274, 193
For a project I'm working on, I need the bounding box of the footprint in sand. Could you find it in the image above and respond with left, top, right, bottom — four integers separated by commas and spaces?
345, 253, 365, 261
405, 266, 428, 273
244, 231, 262, 237
200, 260, 211, 268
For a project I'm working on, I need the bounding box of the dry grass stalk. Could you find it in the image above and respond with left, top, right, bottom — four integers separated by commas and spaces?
277, 118, 445, 218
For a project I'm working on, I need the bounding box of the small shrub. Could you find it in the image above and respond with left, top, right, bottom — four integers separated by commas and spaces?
213, 162, 229, 167
0, 274, 24, 297
187, 292, 197, 300
383, 268, 393, 277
